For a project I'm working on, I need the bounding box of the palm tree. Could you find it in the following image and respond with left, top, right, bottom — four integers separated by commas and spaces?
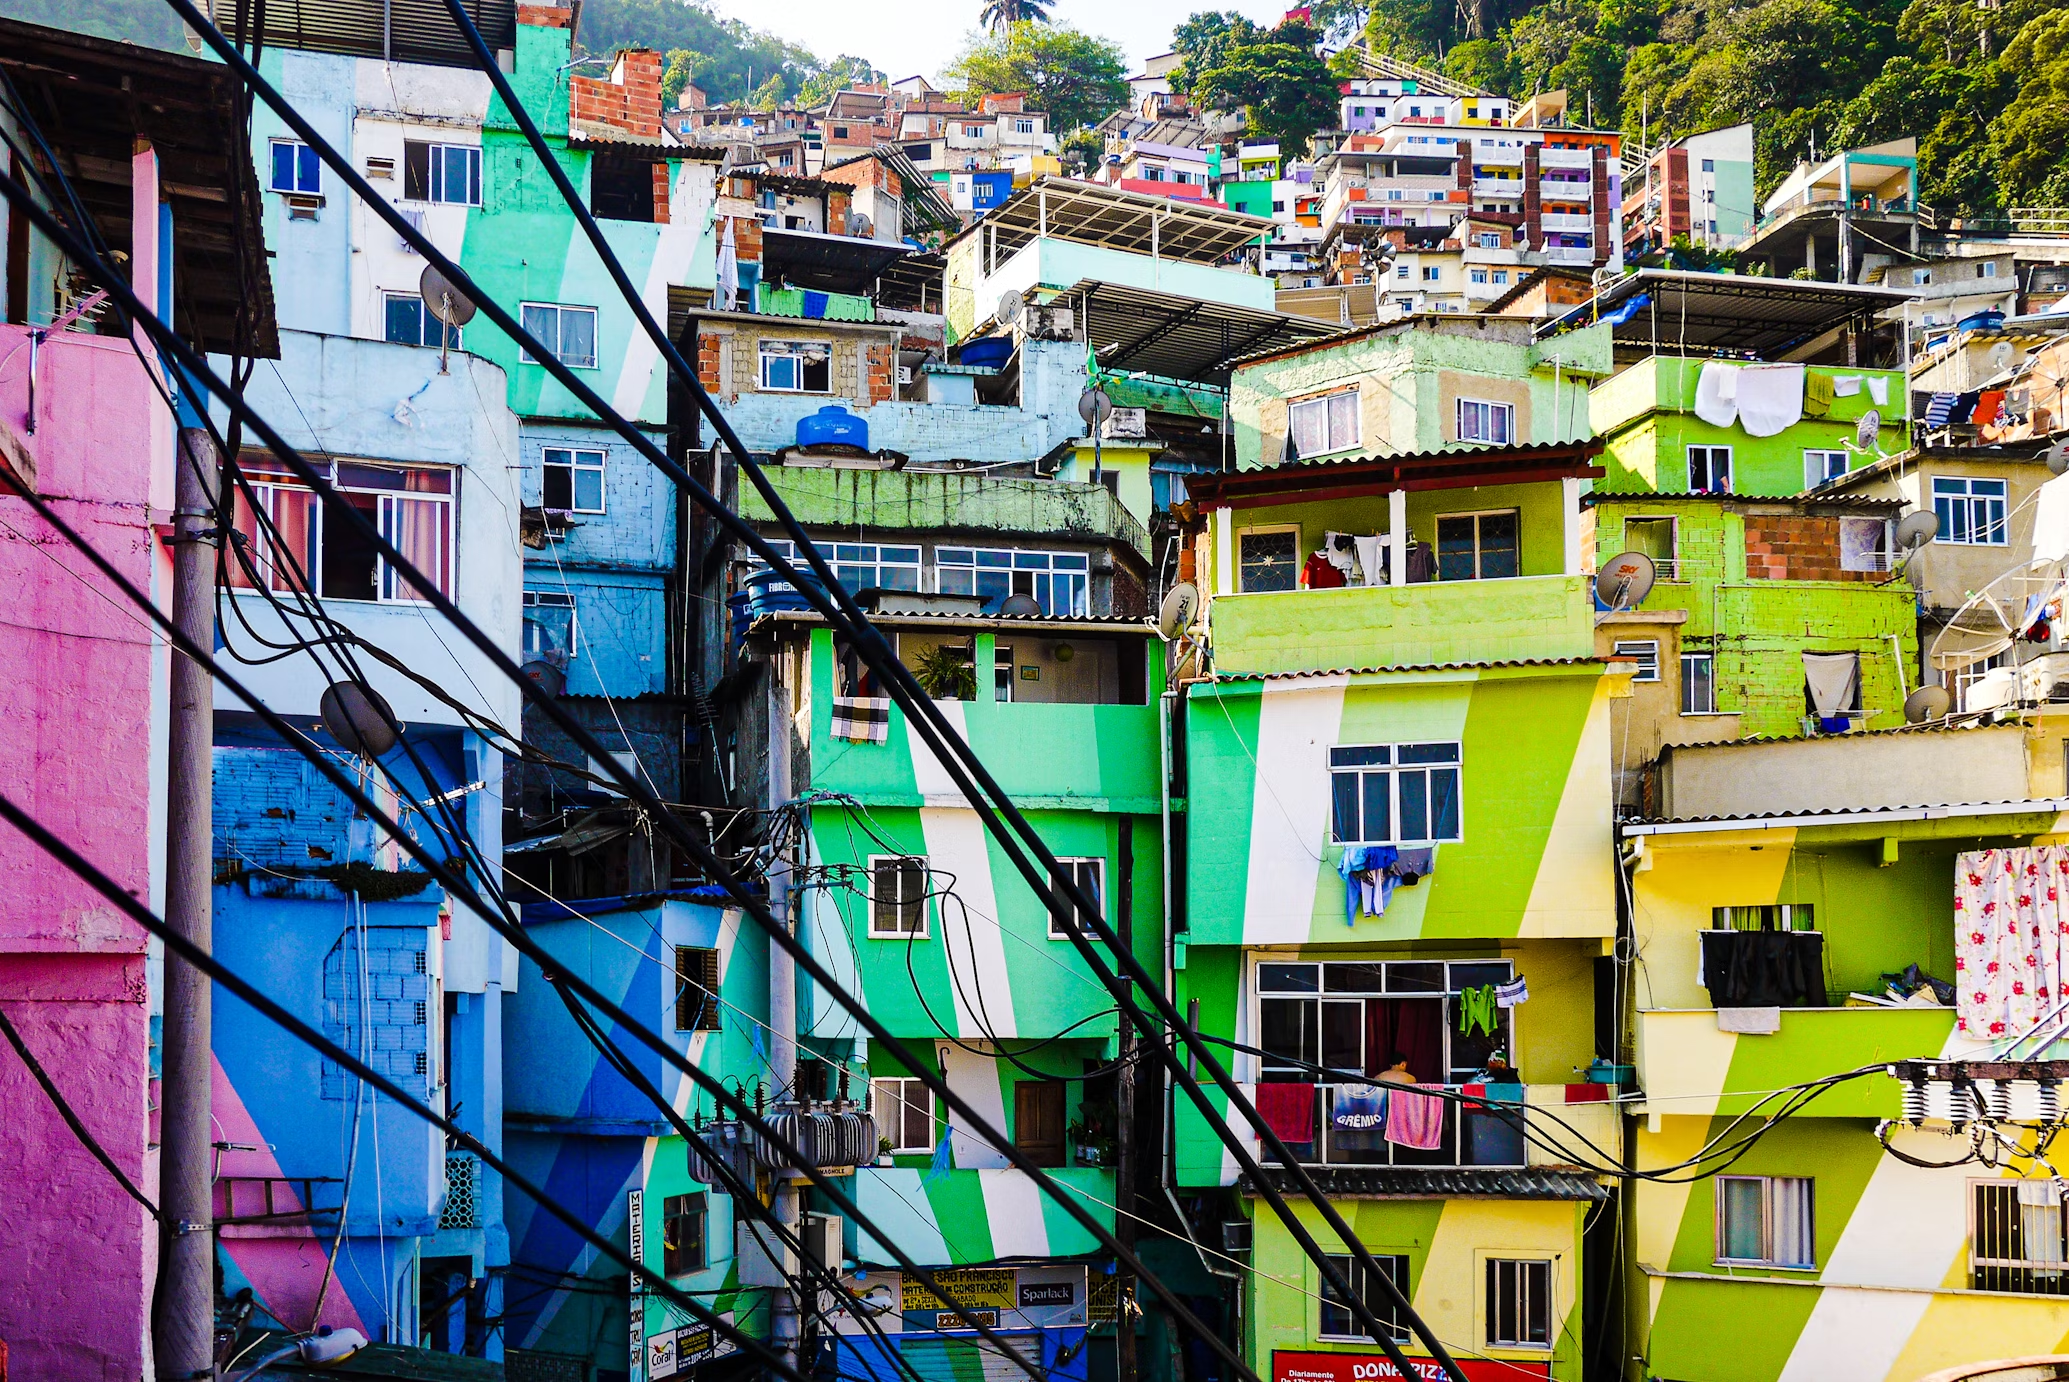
979, 0, 1052, 31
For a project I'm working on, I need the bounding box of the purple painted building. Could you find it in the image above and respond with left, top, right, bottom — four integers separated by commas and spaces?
0, 22, 274, 1375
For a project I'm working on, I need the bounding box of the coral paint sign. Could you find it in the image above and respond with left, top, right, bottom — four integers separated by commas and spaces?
1273, 1352, 1551, 1382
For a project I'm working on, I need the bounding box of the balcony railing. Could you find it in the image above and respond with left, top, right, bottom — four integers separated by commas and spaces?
441, 1150, 482, 1230
1260, 1083, 1526, 1168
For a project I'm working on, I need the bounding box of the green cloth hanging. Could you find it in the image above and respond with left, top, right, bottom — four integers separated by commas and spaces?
1458, 984, 1498, 1037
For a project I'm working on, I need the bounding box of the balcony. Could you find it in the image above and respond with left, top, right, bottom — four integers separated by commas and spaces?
1209, 574, 1596, 676
1540, 178, 1593, 200
1634, 1007, 1952, 1118
1539, 147, 1595, 170
1474, 177, 1524, 196
1546, 246, 1597, 265
1541, 212, 1595, 233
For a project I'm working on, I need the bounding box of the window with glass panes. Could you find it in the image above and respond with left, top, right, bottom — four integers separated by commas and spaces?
1485, 1259, 1551, 1347
1046, 859, 1104, 939
871, 1076, 935, 1151
827, 543, 921, 595
269, 139, 320, 194
1681, 652, 1716, 712
1330, 744, 1462, 845
1320, 1253, 1410, 1340
542, 447, 606, 513
1436, 511, 1518, 580
1238, 528, 1300, 592
1289, 391, 1359, 457
1716, 1176, 1815, 1267
1455, 398, 1512, 444
522, 591, 577, 667
1255, 960, 1514, 1088
935, 548, 1088, 616
1973, 1179, 2069, 1294
1933, 476, 2009, 545
520, 303, 598, 369
382, 293, 461, 350
225, 456, 453, 603
1614, 639, 1660, 680
1688, 445, 1732, 492
403, 141, 482, 205
663, 1192, 707, 1276
869, 856, 929, 936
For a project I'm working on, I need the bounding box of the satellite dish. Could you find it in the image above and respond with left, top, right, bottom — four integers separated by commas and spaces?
1896, 510, 1939, 551
1158, 581, 1200, 639
997, 289, 1025, 328
420, 264, 477, 327
1990, 341, 2016, 371
522, 660, 567, 699
999, 593, 1041, 617
2048, 438, 2069, 475
183, 22, 204, 52
1593, 551, 1657, 611
849, 212, 874, 238
1077, 387, 1114, 426
1904, 685, 1953, 724
1855, 409, 1882, 451
319, 681, 402, 759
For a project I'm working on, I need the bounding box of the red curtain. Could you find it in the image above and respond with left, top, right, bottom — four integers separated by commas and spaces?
1365, 998, 1443, 1085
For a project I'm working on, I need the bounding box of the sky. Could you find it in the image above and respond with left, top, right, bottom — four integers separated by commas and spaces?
702, 0, 1295, 85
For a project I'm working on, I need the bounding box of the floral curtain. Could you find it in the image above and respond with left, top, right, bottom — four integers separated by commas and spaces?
1955, 847, 2069, 1038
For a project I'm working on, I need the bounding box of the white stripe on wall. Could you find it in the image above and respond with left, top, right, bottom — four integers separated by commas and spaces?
1243, 678, 1347, 946
980, 1169, 1050, 1257
922, 806, 1016, 1039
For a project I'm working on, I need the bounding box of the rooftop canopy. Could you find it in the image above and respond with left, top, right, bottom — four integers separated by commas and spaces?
952, 176, 1278, 266
761, 226, 910, 295
1060, 279, 1333, 385
1186, 439, 1605, 509
1537, 268, 1910, 361
0, 17, 279, 356
188, 0, 517, 68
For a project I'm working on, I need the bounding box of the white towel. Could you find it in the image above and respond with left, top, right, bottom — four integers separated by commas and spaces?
1832, 375, 1863, 397
1716, 1007, 1782, 1035
1736, 363, 1807, 437
1802, 651, 1860, 718
1867, 375, 1890, 407
1694, 361, 1739, 427
1352, 534, 1387, 587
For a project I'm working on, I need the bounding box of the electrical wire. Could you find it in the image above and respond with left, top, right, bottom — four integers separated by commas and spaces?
0, 1000, 159, 1216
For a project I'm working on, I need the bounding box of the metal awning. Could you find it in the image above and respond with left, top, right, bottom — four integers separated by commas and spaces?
1539, 268, 1912, 360
0, 17, 278, 356
761, 226, 911, 295
1186, 440, 1606, 507
1058, 280, 1331, 384
951, 176, 1277, 265
196, 0, 516, 69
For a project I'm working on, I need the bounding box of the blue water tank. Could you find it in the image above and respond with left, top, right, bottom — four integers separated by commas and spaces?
960, 335, 1013, 370
796, 404, 869, 451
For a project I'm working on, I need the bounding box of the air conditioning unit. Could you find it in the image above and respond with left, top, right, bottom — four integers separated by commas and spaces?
1101, 408, 1147, 439
1221, 1221, 1253, 1253
897, 365, 915, 385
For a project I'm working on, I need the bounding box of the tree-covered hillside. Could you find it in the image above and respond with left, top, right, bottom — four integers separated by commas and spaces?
1332, 0, 2059, 211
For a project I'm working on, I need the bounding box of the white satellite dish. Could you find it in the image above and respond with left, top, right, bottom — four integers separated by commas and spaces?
2048, 438, 2069, 476
1854, 409, 1882, 451
1904, 685, 1952, 723
1594, 551, 1657, 611
997, 289, 1026, 329
1990, 341, 2017, 371
1895, 510, 1939, 551
1158, 581, 1200, 639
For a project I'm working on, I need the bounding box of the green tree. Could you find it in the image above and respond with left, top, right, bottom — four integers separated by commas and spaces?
660, 48, 704, 108
795, 55, 887, 109
1442, 38, 1516, 95
1058, 126, 1106, 175
979, 0, 1053, 31
1171, 11, 1265, 95
1187, 18, 1338, 153
1988, 8, 2069, 203
942, 22, 1130, 135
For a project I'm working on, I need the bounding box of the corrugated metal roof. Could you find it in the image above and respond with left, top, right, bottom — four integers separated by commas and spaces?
195, 0, 517, 70
1185, 440, 1606, 505
1623, 796, 2069, 834
1206, 657, 1605, 684
1244, 1167, 1609, 1201
1585, 489, 1911, 509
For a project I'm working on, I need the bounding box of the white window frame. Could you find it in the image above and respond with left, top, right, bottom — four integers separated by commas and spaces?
1238, 524, 1302, 593
522, 589, 578, 665
1288, 391, 1359, 458
756, 338, 833, 394
269, 138, 320, 194
870, 1076, 936, 1152
404, 140, 483, 207
1456, 398, 1513, 445
1484, 1257, 1553, 1349
1614, 639, 1661, 682
519, 302, 599, 370
1688, 445, 1732, 493
542, 446, 607, 515
1913, 268, 1932, 285
1982, 261, 2000, 279
229, 459, 455, 605
935, 547, 1089, 617
1046, 858, 1106, 940
1319, 1252, 1411, 1342
1681, 652, 1717, 714
382, 291, 460, 350
1933, 476, 2009, 546
1329, 742, 1464, 846
1715, 1175, 1816, 1268
867, 855, 930, 938
1804, 449, 1850, 488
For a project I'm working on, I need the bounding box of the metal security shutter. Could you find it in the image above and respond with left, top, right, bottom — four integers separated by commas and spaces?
898, 1336, 1043, 1382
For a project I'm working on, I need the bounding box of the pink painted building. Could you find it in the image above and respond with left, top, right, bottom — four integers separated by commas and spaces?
0, 20, 274, 1373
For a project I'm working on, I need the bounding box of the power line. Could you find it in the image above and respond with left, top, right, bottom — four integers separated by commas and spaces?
0, 1001, 159, 1217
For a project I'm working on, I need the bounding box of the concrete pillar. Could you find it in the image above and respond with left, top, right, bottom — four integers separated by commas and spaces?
1388, 488, 1408, 585
1562, 476, 1583, 575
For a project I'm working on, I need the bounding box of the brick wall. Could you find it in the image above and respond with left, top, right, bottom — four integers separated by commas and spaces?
1742, 513, 1877, 582
696, 330, 724, 391
828, 187, 851, 236
865, 341, 895, 404
516, 2, 570, 27
652, 162, 671, 224
570, 49, 663, 139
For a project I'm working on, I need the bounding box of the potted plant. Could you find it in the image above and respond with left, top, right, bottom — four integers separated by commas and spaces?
912, 643, 977, 701
1070, 1096, 1119, 1167
875, 1135, 895, 1167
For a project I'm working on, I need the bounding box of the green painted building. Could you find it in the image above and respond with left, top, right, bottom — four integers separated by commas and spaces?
1175, 445, 1622, 1381
1228, 315, 1614, 468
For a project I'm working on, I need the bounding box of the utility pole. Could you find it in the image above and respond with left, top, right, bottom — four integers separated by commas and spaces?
766, 672, 800, 1369
1114, 817, 1136, 1382
156, 423, 219, 1377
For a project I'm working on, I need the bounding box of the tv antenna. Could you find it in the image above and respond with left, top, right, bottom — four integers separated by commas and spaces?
997, 289, 1026, 332
319, 681, 402, 759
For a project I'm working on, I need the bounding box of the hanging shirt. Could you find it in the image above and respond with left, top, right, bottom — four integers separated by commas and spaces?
1695, 360, 1740, 427
1303, 553, 1347, 589
1803, 371, 1837, 418
1352, 534, 1387, 587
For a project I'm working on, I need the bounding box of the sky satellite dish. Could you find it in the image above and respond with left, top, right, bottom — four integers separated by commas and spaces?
1896, 510, 1939, 551
522, 660, 567, 699
1077, 387, 1114, 427
319, 681, 401, 759
997, 289, 1025, 328
419, 264, 476, 327
1904, 685, 1953, 723
2048, 438, 2069, 476
1855, 410, 1882, 451
1594, 551, 1656, 611
1158, 581, 1200, 639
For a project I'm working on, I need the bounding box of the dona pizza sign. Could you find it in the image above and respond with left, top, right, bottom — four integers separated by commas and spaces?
1272, 1351, 1552, 1382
